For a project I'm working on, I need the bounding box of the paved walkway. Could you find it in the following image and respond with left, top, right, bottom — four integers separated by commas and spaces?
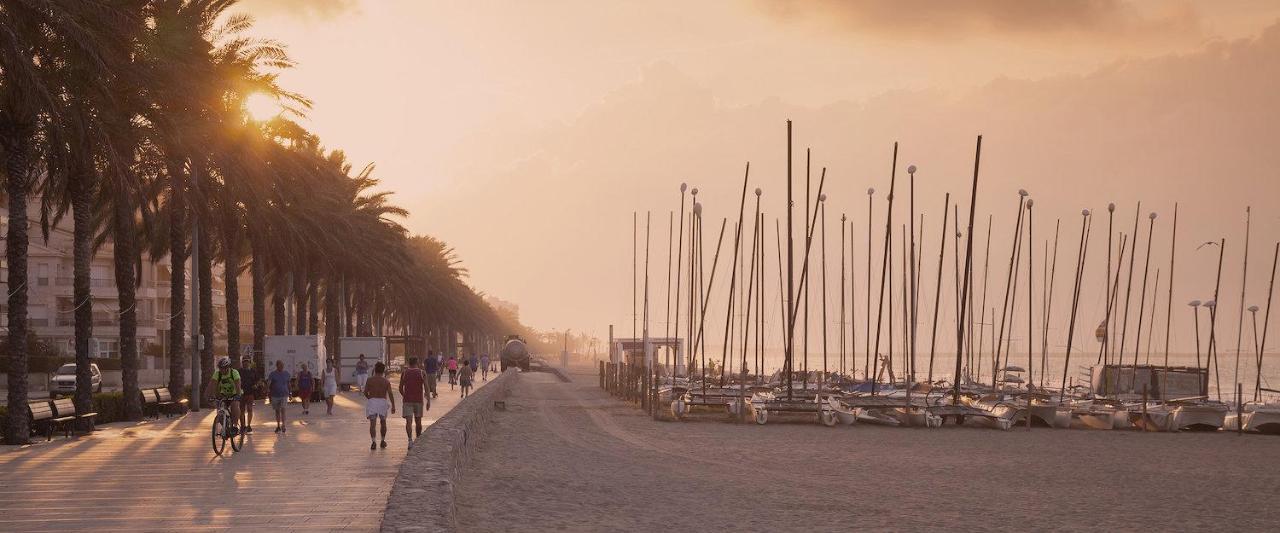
0, 372, 491, 532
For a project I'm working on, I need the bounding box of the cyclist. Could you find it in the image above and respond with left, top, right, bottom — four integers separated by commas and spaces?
204, 356, 243, 436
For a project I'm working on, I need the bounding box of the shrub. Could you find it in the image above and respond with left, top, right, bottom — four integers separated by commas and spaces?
92, 391, 128, 424
0, 405, 8, 444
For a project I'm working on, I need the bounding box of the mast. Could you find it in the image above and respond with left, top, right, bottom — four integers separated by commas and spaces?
820, 195, 829, 391
1256, 243, 1278, 400
1130, 211, 1157, 392
1207, 239, 1226, 400
841, 214, 847, 378
926, 195, 950, 383
992, 191, 1028, 388
1040, 220, 1060, 388
1233, 207, 1251, 403
1163, 204, 1178, 368
871, 144, 898, 396
952, 135, 982, 404
785, 121, 795, 399
1118, 202, 1141, 390
673, 184, 687, 379
866, 188, 874, 381
737, 189, 762, 420
1059, 209, 1093, 403
718, 164, 751, 386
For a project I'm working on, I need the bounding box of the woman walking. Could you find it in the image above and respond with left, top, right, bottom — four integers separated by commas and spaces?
322, 360, 339, 415
297, 363, 315, 415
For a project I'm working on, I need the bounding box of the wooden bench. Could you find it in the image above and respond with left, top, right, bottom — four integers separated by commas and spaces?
28, 400, 59, 441
155, 388, 188, 417
50, 398, 96, 437
140, 388, 161, 419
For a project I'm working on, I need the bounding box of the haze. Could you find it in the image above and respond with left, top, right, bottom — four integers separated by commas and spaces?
240, 0, 1280, 353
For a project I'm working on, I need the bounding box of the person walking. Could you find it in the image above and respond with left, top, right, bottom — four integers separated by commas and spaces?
322, 360, 339, 415
459, 362, 474, 398
447, 355, 459, 390
267, 360, 291, 433
423, 350, 439, 399
239, 357, 263, 433
435, 352, 444, 378
480, 354, 490, 381
398, 357, 429, 447
355, 354, 370, 392
363, 362, 396, 450
297, 364, 315, 415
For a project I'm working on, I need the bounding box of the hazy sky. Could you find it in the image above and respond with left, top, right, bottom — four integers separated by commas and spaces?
239, 0, 1280, 357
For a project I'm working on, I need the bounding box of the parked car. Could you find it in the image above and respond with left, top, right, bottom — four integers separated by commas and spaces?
50, 363, 102, 397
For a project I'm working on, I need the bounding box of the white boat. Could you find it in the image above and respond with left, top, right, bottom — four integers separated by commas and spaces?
1128, 402, 1175, 432
895, 407, 943, 428
825, 396, 860, 425
1245, 404, 1280, 434
1169, 401, 1228, 431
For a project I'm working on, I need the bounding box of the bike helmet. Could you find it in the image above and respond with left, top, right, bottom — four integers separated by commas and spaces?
217, 356, 232, 369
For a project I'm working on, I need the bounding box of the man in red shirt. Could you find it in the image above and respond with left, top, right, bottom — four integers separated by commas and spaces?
398, 357, 430, 447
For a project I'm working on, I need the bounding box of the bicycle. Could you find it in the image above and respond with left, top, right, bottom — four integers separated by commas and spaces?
209, 396, 245, 456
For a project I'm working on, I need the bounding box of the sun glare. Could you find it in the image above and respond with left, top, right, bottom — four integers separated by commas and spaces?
244, 92, 281, 122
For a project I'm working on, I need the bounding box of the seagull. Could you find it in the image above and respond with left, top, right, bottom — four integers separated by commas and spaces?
1196, 241, 1220, 250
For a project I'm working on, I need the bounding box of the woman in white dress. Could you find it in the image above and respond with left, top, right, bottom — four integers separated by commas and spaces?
322, 360, 339, 415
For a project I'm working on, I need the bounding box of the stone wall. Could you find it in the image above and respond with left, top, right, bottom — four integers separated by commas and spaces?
380, 368, 517, 532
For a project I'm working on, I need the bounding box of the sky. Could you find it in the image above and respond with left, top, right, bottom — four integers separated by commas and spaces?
237, 0, 1280, 359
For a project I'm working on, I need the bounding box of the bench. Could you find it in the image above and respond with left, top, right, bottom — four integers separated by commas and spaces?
140, 388, 161, 419
50, 398, 96, 437
28, 400, 59, 441
155, 388, 188, 417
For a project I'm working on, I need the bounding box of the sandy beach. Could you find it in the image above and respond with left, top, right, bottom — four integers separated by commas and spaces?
455, 365, 1280, 532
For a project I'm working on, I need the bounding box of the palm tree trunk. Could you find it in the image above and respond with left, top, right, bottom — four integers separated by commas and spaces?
71, 170, 95, 413
199, 224, 214, 377
166, 161, 186, 396
225, 231, 240, 365
251, 234, 266, 369
114, 201, 142, 420
3, 133, 33, 444
294, 266, 307, 335
307, 274, 319, 335
272, 278, 285, 336
325, 279, 341, 368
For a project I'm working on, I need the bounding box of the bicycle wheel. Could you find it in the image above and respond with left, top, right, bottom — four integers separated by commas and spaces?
211, 410, 227, 456
230, 414, 245, 452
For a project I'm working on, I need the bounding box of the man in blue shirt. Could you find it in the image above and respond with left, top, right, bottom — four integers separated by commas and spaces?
267, 360, 292, 433
423, 350, 439, 399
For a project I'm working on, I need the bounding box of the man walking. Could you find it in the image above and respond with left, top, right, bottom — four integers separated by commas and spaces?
398, 357, 429, 448
267, 360, 291, 433
363, 362, 396, 450
239, 357, 262, 433
424, 350, 439, 399
480, 353, 490, 381
355, 354, 370, 392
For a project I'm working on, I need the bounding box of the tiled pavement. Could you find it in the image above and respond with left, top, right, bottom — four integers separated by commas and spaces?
0, 373, 489, 532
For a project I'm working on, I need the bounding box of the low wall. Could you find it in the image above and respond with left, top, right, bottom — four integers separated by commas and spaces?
381, 368, 518, 532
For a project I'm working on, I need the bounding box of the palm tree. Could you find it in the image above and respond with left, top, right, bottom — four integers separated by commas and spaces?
2, 0, 132, 442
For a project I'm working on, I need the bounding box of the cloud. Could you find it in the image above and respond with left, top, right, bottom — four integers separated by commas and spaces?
755, 0, 1201, 43
238, 0, 357, 20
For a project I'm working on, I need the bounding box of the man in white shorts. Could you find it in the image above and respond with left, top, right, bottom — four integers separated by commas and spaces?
363, 362, 396, 450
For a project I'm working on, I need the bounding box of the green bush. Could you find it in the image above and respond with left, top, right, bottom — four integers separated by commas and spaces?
0, 405, 8, 444
92, 391, 128, 424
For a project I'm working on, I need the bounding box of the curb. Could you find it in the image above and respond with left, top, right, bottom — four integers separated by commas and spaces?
380, 368, 518, 532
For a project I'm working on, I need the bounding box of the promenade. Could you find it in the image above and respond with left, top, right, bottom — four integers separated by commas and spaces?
0, 373, 488, 532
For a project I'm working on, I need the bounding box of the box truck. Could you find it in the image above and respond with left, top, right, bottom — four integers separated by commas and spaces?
265, 335, 326, 399
339, 336, 388, 388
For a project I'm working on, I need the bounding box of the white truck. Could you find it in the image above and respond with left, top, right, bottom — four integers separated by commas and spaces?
339, 336, 388, 388
265, 335, 327, 398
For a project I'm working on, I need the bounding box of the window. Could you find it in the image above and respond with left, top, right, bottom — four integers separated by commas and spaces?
37, 263, 48, 286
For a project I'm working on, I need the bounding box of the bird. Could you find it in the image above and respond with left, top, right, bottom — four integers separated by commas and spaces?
1196, 241, 1220, 251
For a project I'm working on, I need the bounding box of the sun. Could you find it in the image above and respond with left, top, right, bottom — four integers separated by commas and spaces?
244, 92, 281, 122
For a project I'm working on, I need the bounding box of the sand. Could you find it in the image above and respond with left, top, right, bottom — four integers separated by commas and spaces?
454, 366, 1280, 532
